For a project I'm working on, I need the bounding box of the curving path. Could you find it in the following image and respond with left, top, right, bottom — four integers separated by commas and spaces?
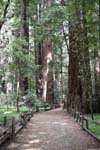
0, 108, 100, 150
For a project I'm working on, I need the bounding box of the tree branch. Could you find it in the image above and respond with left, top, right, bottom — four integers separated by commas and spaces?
62, 25, 69, 51
0, 0, 10, 30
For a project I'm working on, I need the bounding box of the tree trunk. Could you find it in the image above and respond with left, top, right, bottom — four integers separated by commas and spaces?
67, 1, 92, 114
19, 0, 29, 95
35, 0, 54, 104
81, 1, 92, 114
42, 37, 53, 103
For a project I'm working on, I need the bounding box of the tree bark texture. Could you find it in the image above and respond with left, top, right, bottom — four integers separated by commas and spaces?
19, 0, 29, 95
67, 2, 92, 114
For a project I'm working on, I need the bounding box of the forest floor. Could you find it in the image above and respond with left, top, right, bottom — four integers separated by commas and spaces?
0, 108, 100, 150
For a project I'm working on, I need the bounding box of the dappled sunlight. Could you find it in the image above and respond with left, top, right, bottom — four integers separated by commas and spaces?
1, 109, 100, 150
7, 138, 42, 150
47, 52, 52, 64
38, 132, 47, 135
52, 121, 68, 126
0, 0, 100, 149
26, 149, 41, 150
17, 133, 38, 139
4, 111, 12, 114
29, 139, 41, 144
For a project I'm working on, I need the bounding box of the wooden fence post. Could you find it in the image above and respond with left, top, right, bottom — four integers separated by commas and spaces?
86, 119, 89, 129
76, 112, 79, 122
4, 116, 7, 126
82, 115, 84, 129
23, 114, 26, 128
36, 106, 39, 112
31, 110, 33, 117
74, 112, 76, 118
79, 115, 81, 123
12, 117, 15, 139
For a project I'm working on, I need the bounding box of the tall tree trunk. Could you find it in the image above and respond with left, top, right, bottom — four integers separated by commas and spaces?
60, 46, 63, 102
42, 37, 53, 103
35, 0, 54, 104
93, 0, 100, 112
19, 0, 29, 95
67, 1, 82, 113
67, 25, 80, 113
81, 1, 92, 114
67, 1, 92, 114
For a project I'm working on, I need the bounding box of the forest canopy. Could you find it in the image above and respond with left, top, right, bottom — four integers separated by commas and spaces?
0, 0, 100, 114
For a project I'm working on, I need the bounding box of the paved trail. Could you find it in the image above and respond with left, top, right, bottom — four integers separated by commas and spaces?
0, 108, 100, 150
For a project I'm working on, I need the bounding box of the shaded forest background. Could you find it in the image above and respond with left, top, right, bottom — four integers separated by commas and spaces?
0, 0, 100, 115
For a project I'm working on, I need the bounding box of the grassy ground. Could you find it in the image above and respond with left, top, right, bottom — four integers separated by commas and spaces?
0, 105, 30, 123
87, 114, 100, 139
0, 104, 51, 123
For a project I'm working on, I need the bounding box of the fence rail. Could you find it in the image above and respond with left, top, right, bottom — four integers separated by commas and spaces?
0, 105, 52, 145
0, 110, 34, 145
0, 106, 51, 144
75, 111, 100, 141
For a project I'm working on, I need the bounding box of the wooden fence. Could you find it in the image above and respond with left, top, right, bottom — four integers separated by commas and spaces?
0, 110, 34, 145
35, 105, 52, 112
0, 105, 52, 145
75, 112, 100, 141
